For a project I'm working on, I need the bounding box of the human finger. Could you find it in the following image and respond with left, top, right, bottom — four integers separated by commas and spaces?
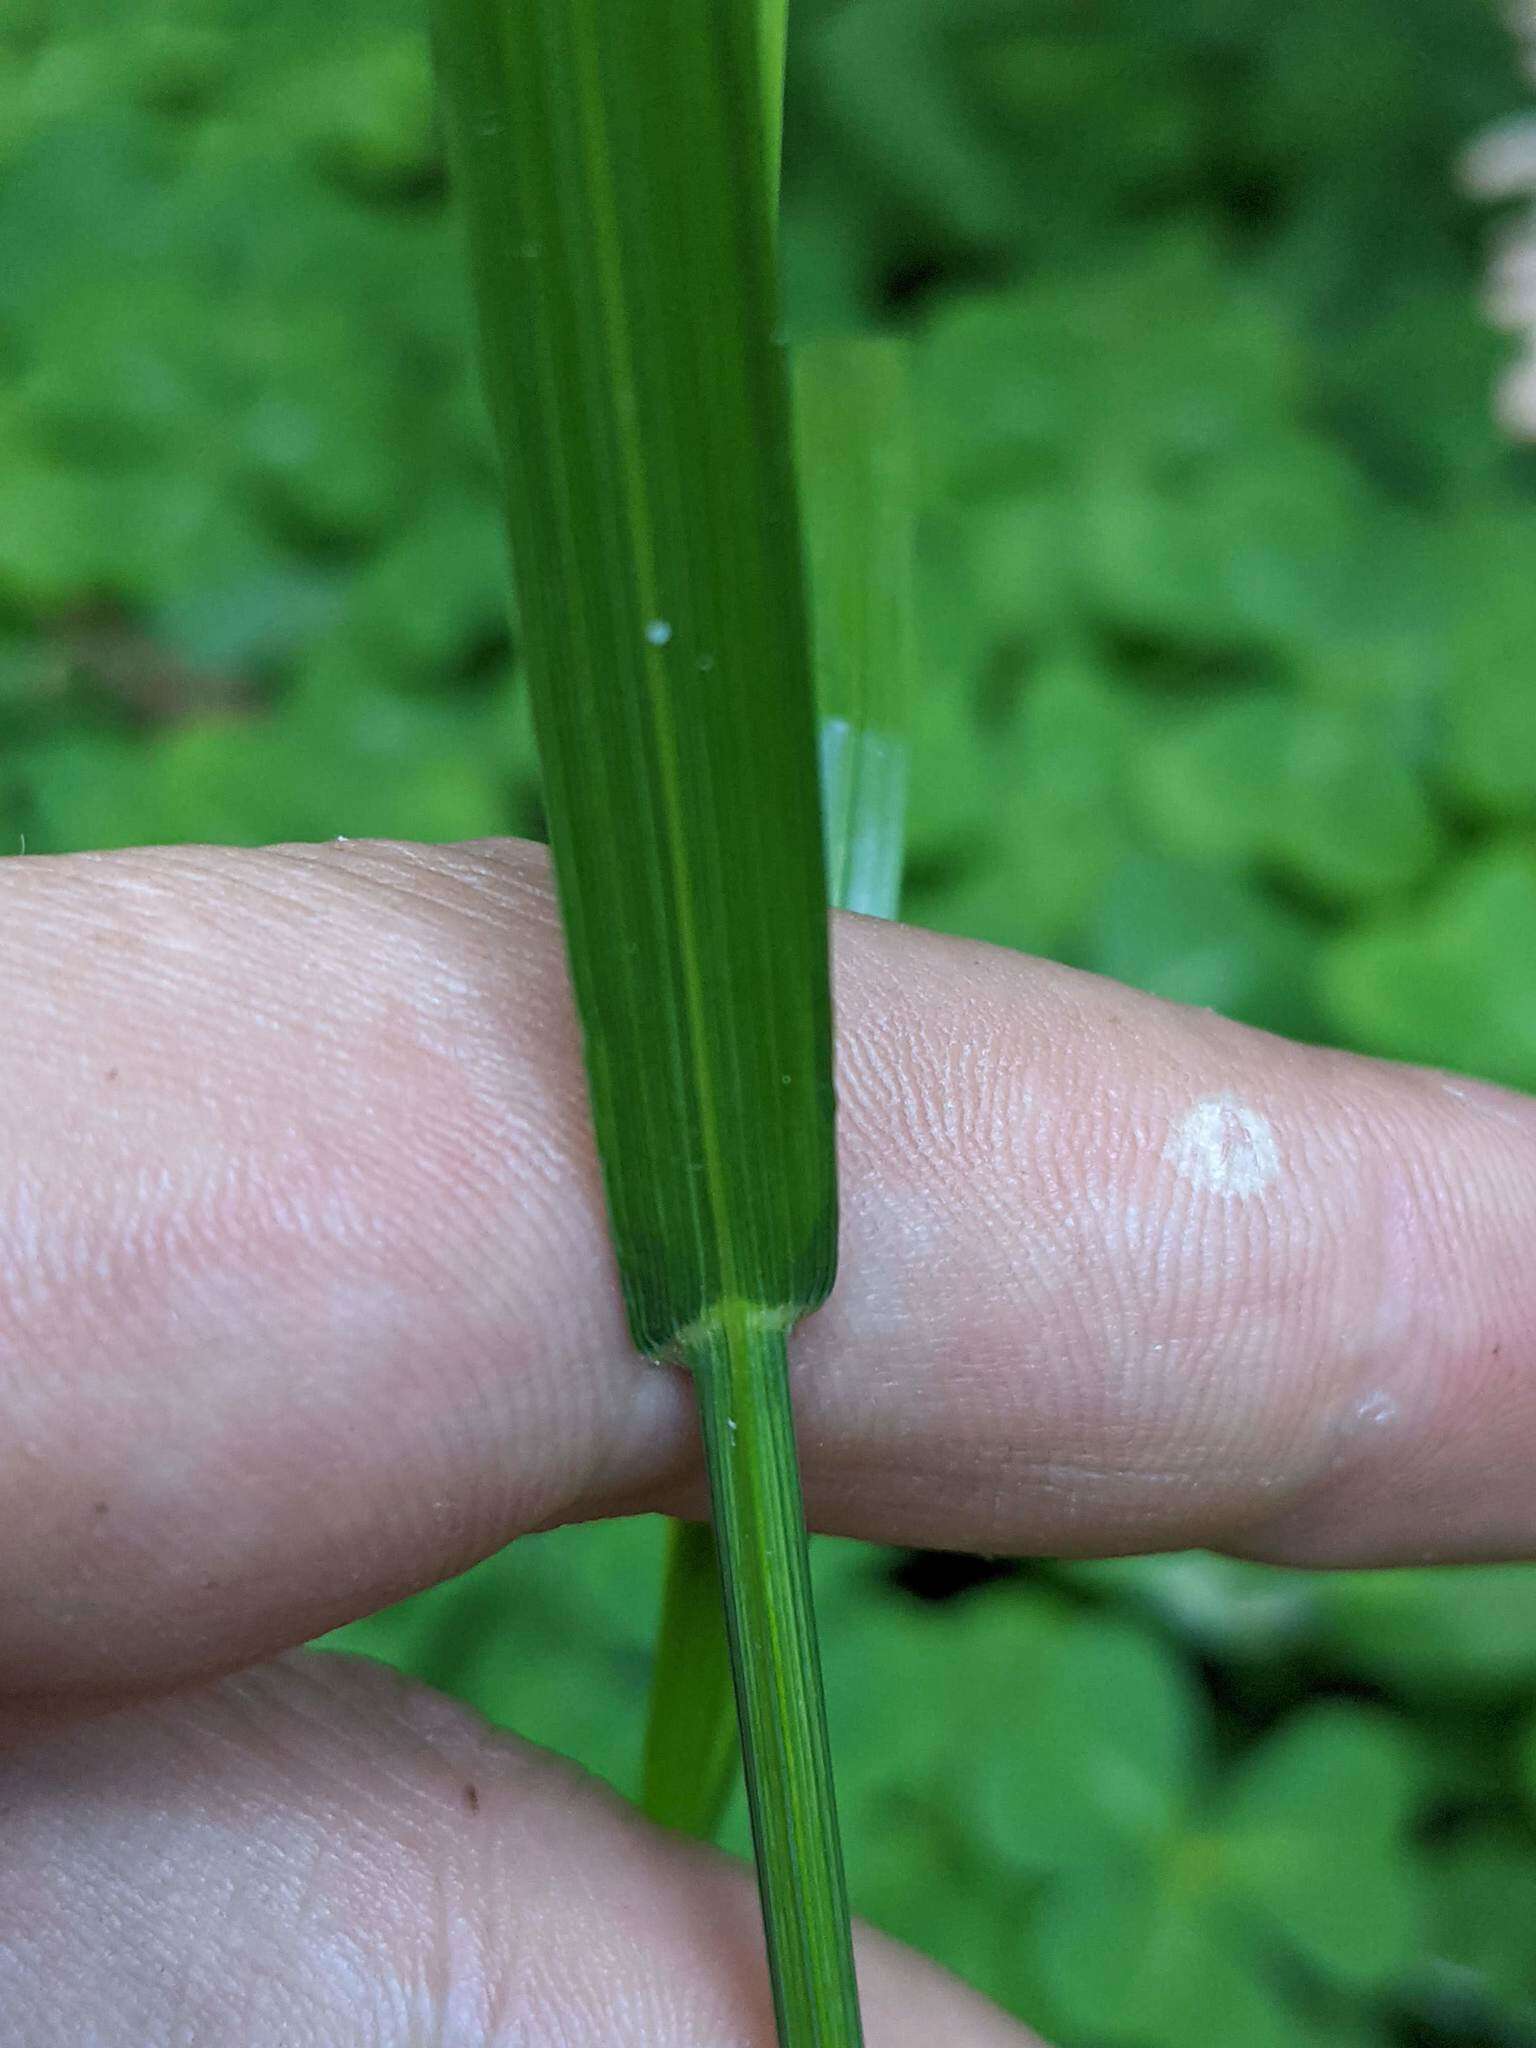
0, 1650, 1036, 2047
3, 839, 1534, 1712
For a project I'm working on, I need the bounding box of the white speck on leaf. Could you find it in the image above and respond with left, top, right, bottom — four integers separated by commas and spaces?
644, 618, 672, 647
697, 651, 716, 672
1166, 1095, 1279, 1200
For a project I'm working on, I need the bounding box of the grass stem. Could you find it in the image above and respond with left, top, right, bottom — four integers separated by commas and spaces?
682, 1303, 865, 2048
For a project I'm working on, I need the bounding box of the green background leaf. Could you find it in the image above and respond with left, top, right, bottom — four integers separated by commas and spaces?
1217, 1706, 1425, 1989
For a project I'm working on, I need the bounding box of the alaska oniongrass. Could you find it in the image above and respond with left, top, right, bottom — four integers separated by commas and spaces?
429, 3, 879, 2042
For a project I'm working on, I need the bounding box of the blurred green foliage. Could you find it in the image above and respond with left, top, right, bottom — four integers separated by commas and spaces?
7, 1, 1536, 2042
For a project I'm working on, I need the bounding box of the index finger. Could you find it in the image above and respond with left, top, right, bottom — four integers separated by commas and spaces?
3, 838, 1534, 1708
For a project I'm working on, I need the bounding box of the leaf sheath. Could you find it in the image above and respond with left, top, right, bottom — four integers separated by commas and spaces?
685, 1304, 865, 2047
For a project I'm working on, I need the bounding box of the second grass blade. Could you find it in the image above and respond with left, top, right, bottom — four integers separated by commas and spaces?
799, 335, 916, 924
430, 3, 862, 2041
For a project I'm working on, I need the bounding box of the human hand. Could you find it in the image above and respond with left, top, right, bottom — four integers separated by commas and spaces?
4, 838, 1534, 2045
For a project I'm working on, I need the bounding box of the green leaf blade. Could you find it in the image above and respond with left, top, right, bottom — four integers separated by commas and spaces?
432, 0, 835, 1355
642, 1515, 739, 1835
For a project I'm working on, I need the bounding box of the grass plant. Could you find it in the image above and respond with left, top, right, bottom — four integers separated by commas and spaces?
429, 3, 888, 2038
